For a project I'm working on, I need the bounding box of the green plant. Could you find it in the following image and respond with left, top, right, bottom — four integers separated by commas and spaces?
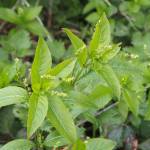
0, 13, 118, 149
0, 6, 150, 150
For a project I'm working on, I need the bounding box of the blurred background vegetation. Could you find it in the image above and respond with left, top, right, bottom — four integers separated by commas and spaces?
1, 0, 150, 149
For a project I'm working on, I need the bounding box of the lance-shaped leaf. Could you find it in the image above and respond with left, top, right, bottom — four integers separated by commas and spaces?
69, 85, 112, 110
44, 131, 69, 148
24, 20, 48, 36
1, 139, 34, 150
100, 44, 121, 62
0, 8, 20, 24
89, 13, 110, 57
27, 93, 48, 138
40, 58, 76, 91
88, 84, 113, 108
49, 58, 76, 78
94, 64, 121, 99
31, 37, 52, 92
63, 28, 87, 66
0, 86, 28, 108
123, 89, 139, 116
47, 96, 77, 143
86, 138, 116, 150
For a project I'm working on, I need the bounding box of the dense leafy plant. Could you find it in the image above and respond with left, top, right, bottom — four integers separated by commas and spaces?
0, 14, 118, 149
0, 12, 149, 150
0, 0, 150, 150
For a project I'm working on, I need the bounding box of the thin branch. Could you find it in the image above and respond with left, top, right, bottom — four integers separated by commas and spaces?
77, 101, 119, 126
120, 12, 138, 31
104, 0, 111, 6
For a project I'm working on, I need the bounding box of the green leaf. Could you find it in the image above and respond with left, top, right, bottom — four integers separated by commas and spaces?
94, 64, 121, 99
0, 8, 19, 24
0, 107, 15, 134
69, 91, 98, 109
118, 99, 128, 121
64, 28, 87, 66
86, 138, 116, 150
0, 29, 31, 56
83, 2, 95, 14
47, 96, 77, 143
20, 6, 42, 21
27, 93, 48, 138
0, 139, 34, 150
0, 62, 21, 87
123, 89, 139, 116
139, 120, 150, 139
25, 20, 48, 36
72, 139, 86, 150
0, 86, 28, 108
48, 40, 65, 61
85, 12, 100, 24
49, 58, 76, 78
100, 44, 121, 62
70, 85, 112, 110
63, 29, 84, 50
31, 37, 52, 92
98, 108, 124, 126
44, 131, 69, 148
88, 85, 113, 108
89, 13, 111, 57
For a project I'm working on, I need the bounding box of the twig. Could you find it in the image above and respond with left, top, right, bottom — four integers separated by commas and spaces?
104, 0, 111, 6
120, 12, 138, 31
0, 22, 6, 31
77, 101, 119, 126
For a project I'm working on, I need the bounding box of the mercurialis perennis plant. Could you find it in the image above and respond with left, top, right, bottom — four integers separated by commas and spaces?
0, 13, 150, 150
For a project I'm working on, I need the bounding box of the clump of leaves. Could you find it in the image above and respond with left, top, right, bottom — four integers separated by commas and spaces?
0, 13, 150, 150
